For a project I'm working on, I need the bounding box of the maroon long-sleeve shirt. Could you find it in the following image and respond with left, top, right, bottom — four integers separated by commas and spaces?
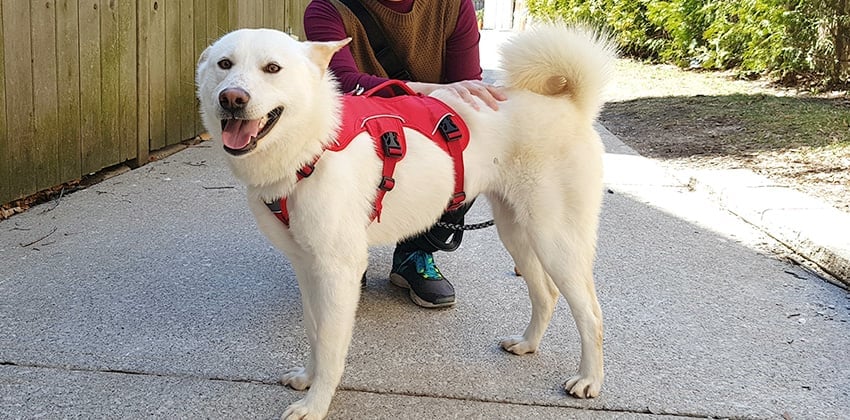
303, 0, 483, 92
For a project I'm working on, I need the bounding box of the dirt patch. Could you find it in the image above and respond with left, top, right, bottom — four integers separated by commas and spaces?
601, 59, 850, 212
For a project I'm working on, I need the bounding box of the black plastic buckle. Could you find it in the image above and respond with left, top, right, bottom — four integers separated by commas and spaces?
296, 163, 315, 179
264, 200, 281, 213
381, 131, 403, 157
438, 116, 462, 142
379, 176, 395, 191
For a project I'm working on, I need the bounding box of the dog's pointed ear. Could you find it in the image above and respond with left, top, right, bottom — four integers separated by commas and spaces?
198, 45, 210, 67
306, 38, 352, 71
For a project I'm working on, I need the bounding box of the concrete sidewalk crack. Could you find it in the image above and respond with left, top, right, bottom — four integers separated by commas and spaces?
1, 360, 765, 419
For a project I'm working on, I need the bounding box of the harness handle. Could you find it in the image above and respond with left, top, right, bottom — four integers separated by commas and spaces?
360, 80, 418, 98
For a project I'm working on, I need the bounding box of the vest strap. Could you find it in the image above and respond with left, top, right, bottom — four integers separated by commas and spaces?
439, 115, 466, 211
365, 116, 406, 222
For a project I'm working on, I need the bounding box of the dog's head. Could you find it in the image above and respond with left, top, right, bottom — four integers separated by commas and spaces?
196, 29, 349, 158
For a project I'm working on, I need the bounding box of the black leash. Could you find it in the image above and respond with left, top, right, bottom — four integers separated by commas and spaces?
434, 219, 495, 231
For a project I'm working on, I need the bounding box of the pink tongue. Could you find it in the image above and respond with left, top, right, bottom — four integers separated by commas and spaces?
222, 119, 261, 150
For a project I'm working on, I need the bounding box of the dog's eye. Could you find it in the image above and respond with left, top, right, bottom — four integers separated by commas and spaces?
218, 59, 233, 70
264, 63, 281, 74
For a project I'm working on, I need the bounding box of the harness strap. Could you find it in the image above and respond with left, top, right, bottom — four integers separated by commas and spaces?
437, 115, 466, 211
365, 116, 406, 222
266, 199, 289, 226
266, 158, 319, 226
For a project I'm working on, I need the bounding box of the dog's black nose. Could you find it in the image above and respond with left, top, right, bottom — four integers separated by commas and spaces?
219, 88, 250, 112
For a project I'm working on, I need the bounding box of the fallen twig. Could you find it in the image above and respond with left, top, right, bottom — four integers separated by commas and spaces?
40, 187, 66, 214
20, 227, 58, 248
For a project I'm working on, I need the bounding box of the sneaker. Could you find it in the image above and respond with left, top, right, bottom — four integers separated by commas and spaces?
389, 250, 456, 308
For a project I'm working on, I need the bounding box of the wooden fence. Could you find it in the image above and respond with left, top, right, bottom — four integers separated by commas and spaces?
0, 0, 308, 205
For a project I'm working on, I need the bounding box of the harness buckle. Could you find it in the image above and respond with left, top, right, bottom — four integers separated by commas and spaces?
265, 199, 290, 226
438, 116, 462, 142
379, 176, 395, 191
296, 163, 315, 179
447, 191, 466, 211
381, 131, 403, 157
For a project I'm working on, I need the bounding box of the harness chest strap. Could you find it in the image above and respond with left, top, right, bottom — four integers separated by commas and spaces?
366, 115, 406, 222
265, 80, 469, 227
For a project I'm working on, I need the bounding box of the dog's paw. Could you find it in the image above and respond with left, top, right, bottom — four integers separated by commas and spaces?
564, 374, 602, 399
281, 367, 312, 391
499, 335, 538, 355
281, 398, 325, 420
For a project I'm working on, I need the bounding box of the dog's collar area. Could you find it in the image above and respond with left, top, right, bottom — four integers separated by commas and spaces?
264, 157, 320, 226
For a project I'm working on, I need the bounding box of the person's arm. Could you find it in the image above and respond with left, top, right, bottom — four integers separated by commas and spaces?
443, 0, 483, 83
303, 1, 390, 91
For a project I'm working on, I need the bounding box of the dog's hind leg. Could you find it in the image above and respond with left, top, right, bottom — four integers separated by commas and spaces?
528, 221, 604, 399
490, 196, 560, 355
281, 251, 366, 420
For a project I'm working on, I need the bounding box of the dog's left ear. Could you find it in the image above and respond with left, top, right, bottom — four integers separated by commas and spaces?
306, 38, 352, 72
198, 45, 210, 67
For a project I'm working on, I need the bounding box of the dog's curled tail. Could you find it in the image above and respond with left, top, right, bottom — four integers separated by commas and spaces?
500, 24, 617, 121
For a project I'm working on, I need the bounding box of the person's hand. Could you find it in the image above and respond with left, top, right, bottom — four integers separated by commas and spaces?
408, 80, 506, 111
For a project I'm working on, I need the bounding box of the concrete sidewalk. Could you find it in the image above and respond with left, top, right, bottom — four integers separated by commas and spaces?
1, 30, 848, 420
2, 123, 848, 419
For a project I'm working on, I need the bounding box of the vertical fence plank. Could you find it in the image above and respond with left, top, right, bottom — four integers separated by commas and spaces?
179, 1, 195, 141
164, 0, 180, 146
192, 0, 207, 134
2, 0, 36, 199
148, 0, 165, 150
31, 0, 59, 191
0, 1, 7, 203
227, 0, 237, 35
287, 0, 308, 39
263, 0, 287, 31
79, 0, 102, 174
135, 0, 149, 165
252, 0, 263, 27
98, 0, 120, 169
237, 0, 259, 28
117, 0, 137, 162
216, 0, 232, 37
56, 0, 82, 182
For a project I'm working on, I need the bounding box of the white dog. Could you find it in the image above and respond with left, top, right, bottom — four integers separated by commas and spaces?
197, 24, 615, 419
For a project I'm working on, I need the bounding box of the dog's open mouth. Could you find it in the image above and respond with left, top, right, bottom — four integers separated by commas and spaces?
221, 107, 283, 156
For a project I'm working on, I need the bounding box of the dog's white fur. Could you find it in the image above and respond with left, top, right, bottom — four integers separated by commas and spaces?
197, 25, 615, 420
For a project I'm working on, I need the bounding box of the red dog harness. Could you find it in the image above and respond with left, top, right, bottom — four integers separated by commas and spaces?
265, 81, 470, 226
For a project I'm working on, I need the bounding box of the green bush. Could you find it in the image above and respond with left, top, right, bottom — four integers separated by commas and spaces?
527, 0, 849, 87
526, 0, 664, 59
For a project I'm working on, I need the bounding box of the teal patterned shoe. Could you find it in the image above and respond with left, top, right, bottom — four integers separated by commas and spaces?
389, 249, 456, 308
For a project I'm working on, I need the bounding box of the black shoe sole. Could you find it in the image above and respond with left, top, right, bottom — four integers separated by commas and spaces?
389, 273, 456, 308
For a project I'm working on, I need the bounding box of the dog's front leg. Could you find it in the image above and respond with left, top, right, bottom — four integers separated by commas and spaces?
281, 256, 364, 420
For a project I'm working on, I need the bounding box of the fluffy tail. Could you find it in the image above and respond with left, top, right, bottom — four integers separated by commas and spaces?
499, 24, 617, 121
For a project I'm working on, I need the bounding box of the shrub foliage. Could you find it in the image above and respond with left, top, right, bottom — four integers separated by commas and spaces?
527, 0, 850, 87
